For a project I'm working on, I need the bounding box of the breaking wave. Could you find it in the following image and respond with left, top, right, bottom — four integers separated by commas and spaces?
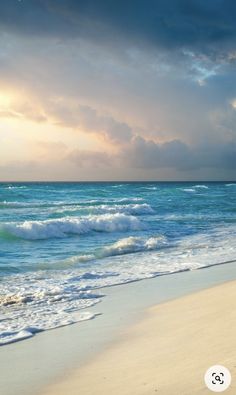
55, 203, 154, 216
61, 235, 167, 267
1, 213, 143, 240
194, 185, 209, 189
101, 235, 166, 257
181, 188, 196, 193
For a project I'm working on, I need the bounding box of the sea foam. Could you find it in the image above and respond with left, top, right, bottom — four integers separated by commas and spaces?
60, 235, 167, 266
1, 181, 236, 346
55, 203, 154, 216
102, 235, 166, 256
0, 276, 102, 345
2, 213, 143, 240
1, 226, 236, 345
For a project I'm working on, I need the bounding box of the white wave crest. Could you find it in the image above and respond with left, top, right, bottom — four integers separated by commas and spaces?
3, 213, 143, 240
102, 236, 167, 257
1, 201, 27, 207
84, 197, 144, 204
92, 203, 154, 215
62, 236, 167, 266
6, 186, 26, 190
1, 225, 236, 345
194, 185, 209, 189
181, 188, 196, 192
56, 203, 154, 215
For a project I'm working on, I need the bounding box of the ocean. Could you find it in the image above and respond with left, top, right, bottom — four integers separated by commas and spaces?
0, 181, 236, 345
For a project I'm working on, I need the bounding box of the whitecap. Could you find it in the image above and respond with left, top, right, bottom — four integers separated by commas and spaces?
2, 213, 143, 240
101, 235, 167, 257
194, 185, 209, 189
61, 236, 167, 266
1, 225, 236, 345
181, 188, 196, 192
56, 203, 154, 216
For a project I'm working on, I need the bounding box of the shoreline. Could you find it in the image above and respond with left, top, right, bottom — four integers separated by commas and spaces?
1, 260, 236, 395
42, 279, 236, 395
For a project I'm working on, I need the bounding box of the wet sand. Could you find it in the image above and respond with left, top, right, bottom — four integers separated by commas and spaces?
42, 280, 236, 394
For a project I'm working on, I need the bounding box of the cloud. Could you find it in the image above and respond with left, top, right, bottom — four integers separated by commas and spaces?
0, 160, 39, 181
0, 93, 133, 144
121, 136, 236, 170
47, 100, 133, 143
0, 1, 236, 181
1, 0, 236, 62
36, 141, 69, 160
67, 149, 112, 168
62, 136, 236, 172
209, 106, 236, 139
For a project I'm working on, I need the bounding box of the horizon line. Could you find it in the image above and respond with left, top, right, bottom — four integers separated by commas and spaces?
0, 180, 235, 183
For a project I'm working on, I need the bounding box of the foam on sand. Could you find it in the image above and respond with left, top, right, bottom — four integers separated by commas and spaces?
1, 226, 236, 345
0, 281, 101, 345
0, 311, 97, 346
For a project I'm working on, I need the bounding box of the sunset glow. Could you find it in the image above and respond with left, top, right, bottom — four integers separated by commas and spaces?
0, 1, 235, 181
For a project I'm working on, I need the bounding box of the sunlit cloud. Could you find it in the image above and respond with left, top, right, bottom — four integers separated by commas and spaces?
0, 1, 236, 180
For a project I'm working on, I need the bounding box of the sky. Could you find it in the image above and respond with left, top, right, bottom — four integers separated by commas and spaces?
0, 0, 236, 181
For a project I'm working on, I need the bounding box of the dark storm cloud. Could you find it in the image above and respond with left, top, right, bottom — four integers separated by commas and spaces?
64, 136, 236, 171
121, 136, 236, 170
1, 0, 236, 58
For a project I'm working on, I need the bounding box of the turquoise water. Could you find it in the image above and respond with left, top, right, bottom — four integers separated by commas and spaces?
0, 182, 236, 344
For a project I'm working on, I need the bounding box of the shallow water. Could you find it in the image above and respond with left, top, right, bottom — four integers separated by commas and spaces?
0, 181, 236, 344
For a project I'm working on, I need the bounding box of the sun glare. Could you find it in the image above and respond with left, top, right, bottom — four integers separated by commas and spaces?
0, 93, 12, 108
231, 99, 236, 109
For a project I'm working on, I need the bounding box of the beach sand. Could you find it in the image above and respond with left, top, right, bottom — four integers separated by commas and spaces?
42, 280, 236, 395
